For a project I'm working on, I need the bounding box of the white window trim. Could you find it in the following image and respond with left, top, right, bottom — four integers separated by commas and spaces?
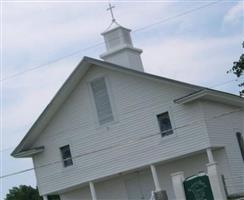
87, 74, 118, 128
60, 145, 73, 168
58, 141, 75, 171
154, 107, 178, 141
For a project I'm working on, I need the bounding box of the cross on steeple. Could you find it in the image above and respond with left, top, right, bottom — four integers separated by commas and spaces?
107, 3, 116, 22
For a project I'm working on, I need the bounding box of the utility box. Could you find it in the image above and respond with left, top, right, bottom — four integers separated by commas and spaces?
183, 173, 214, 200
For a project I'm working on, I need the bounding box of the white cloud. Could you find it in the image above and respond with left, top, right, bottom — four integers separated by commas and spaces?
142, 34, 242, 91
224, 1, 244, 24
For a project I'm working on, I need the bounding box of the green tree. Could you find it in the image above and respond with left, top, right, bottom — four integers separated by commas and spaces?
228, 41, 244, 96
5, 185, 43, 200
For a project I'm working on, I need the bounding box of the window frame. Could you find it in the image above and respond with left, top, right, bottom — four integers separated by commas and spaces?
157, 111, 174, 137
60, 145, 73, 168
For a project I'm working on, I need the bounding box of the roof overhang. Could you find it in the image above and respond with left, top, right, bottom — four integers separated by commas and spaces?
13, 146, 44, 158
174, 89, 244, 107
100, 44, 142, 59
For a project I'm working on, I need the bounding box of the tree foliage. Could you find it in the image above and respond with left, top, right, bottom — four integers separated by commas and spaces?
5, 185, 43, 200
228, 41, 244, 96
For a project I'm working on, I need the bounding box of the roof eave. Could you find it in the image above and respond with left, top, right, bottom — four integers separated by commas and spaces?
174, 89, 244, 107
85, 57, 204, 91
12, 146, 44, 158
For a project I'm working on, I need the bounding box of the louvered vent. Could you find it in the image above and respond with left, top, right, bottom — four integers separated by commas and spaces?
91, 77, 114, 125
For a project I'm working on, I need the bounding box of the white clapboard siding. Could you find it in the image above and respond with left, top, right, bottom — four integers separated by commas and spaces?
201, 101, 244, 195
33, 66, 210, 195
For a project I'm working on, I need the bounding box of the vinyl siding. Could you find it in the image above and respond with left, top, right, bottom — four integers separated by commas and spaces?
32, 66, 210, 195
201, 101, 244, 195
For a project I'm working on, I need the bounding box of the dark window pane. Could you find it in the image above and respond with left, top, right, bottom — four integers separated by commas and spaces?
60, 145, 73, 167
157, 112, 173, 137
64, 158, 73, 167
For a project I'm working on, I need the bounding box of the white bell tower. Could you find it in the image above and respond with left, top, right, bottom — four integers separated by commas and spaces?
100, 4, 144, 72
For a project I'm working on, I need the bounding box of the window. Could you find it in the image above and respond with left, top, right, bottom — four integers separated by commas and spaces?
60, 145, 73, 167
236, 132, 244, 161
157, 112, 173, 137
90, 77, 114, 125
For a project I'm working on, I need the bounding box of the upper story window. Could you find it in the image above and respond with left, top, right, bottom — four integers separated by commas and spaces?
90, 77, 114, 125
236, 132, 244, 161
60, 145, 73, 167
157, 112, 173, 137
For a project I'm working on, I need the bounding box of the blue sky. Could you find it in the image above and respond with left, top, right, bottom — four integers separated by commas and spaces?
1, 0, 244, 199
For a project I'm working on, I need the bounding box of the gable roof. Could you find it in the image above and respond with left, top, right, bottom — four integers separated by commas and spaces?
11, 56, 244, 157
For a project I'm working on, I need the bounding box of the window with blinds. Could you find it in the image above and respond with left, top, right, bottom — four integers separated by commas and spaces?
91, 77, 114, 125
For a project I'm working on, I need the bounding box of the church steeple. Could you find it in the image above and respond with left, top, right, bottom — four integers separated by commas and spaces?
100, 3, 144, 72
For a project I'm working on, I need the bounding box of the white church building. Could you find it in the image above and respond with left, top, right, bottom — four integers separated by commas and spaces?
12, 9, 244, 200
